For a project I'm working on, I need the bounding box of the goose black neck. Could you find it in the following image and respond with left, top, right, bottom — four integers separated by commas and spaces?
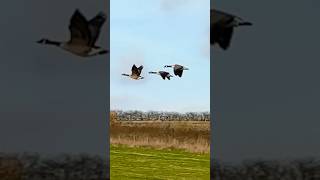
238, 22, 252, 26
47, 40, 61, 46
38, 39, 61, 46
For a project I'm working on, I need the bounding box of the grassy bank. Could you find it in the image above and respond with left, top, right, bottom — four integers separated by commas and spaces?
110, 145, 210, 180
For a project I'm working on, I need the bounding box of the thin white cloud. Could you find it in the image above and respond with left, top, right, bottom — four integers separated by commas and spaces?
160, 0, 191, 11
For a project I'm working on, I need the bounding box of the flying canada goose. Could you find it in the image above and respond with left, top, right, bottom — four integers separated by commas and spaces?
37, 9, 109, 57
211, 9, 252, 50
149, 71, 173, 80
164, 64, 189, 77
122, 64, 144, 80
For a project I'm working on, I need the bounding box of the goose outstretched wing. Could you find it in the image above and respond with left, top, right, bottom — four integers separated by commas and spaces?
159, 71, 169, 80
137, 65, 143, 76
88, 12, 106, 47
174, 69, 183, 77
212, 22, 234, 49
68, 9, 90, 45
132, 64, 143, 76
174, 65, 183, 77
211, 9, 236, 25
131, 64, 138, 75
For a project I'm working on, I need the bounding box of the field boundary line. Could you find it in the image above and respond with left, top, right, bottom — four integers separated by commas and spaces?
111, 150, 209, 162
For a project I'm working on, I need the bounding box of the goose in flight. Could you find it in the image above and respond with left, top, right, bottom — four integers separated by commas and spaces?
149, 71, 173, 80
122, 64, 144, 80
164, 64, 189, 77
37, 9, 109, 57
211, 9, 252, 50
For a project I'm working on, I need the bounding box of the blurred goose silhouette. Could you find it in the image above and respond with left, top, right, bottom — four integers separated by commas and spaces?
37, 9, 109, 57
211, 9, 252, 50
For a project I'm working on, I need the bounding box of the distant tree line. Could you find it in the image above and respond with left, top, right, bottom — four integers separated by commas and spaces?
111, 110, 210, 121
0, 153, 108, 180
211, 158, 320, 180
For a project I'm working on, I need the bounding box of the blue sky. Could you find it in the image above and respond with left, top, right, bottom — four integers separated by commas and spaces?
110, 0, 210, 112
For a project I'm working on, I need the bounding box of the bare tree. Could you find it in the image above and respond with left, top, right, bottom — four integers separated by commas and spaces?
111, 110, 211, 122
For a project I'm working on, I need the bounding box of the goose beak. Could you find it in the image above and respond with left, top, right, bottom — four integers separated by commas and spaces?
184, 68, 189, 70
36, 39, 45, 44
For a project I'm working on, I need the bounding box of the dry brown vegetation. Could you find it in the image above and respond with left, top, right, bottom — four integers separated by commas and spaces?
110, 111, 210, 154
0, 156, 23, 180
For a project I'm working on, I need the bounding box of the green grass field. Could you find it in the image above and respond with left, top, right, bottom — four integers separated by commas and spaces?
110, 145, 210, 180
